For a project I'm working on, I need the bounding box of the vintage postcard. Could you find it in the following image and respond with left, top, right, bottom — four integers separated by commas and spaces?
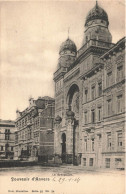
0, 0, 125, 194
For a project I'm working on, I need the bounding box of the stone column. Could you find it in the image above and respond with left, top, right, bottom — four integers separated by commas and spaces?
66, 110, 75, 164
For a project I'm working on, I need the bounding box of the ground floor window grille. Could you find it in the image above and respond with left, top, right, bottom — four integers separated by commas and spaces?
83, 158, 86, 166
89, 158, 93, 166
105, 158, 110, 168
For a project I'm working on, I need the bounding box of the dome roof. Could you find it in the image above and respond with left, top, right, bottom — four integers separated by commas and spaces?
85, 2, 109, 26
59, 38, 77, 54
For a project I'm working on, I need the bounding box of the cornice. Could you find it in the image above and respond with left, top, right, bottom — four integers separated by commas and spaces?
101, 37, 125, 59
79, 62, 104, 80
103, 79, 125, 93
64, 68, 80, 83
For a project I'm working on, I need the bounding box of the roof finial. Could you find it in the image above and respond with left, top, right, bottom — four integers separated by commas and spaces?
96, 0, 98, 7
68, 27, 70, 39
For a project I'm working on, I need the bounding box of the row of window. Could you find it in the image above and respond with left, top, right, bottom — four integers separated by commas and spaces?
107, 94, 123, 116
0, 129, 17, 141
105, 158, 123, 168
84, 94, 123, 124
83, 158, 123, 168
15, 129, 40, 142
16, 115, 34, 128
16, 116, 40, 130
84, 81, 102, 103
0, 146, 13, 151
83, 158, 94, 166
84, 137, 95, 152
84, 107, 102, 124
106, 64, 123, 87
18, 128, 32, 141
33, 119, 40, 129
107, 132, 122, 150
84, 131, 122, 152
84, 65, 124, 103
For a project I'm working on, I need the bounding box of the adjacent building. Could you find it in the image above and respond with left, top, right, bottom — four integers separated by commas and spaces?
53, 2, 125, 169
0, 119, 16, 159
14, 96, 55, 162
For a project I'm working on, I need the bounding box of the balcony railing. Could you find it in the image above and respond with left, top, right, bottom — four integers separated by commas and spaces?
78, 39, 114, 57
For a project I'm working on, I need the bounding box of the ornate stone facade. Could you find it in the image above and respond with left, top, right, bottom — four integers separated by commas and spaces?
14, 96, 55, 162
54, 2, 125, 169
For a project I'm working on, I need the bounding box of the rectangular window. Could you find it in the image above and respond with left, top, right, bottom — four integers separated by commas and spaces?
117, 95, 122, 113
107, 99, 112, 116
118, 132, 122, 147
89, 158, 93, 166
84, 111, 88, 124
84, 137, 87, 151
91, 86, 95, 100
25, 117, 27, 125
91, 109, 95, 123
115, 158, 122, 168
105, 158, 110, 168
11, 147, 13, 151
1, 146, 3, 151
107, 71, 112, 87
91, 139, 94, 151
98, 82, 102, 96
29, 128, 32, 139
117, 65, 123, 81
22, 119, 24, 127
5, 129, 10, 140
83, 158, 86, 166
98, 107, 102, 121
85, 89, 88, 102
15, 133, 18, 144
107, 133, 111, 150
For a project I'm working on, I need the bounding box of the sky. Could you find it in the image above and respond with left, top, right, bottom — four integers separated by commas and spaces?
0, 0, 125, 120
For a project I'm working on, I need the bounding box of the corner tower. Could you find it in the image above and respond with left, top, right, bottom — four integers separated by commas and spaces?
83, 1, 112, 45
58, 38, 77, 69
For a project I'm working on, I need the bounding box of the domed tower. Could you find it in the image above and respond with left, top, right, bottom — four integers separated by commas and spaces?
83, 1, 112, 45
58, 38, 77, 69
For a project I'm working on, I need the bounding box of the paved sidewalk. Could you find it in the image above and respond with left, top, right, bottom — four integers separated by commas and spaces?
60, 164, 125, 175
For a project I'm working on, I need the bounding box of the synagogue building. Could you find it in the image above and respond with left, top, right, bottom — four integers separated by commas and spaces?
53, 2, 125, 169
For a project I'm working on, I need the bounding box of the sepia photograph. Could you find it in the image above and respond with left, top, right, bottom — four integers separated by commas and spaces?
0, 0, 125, 193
